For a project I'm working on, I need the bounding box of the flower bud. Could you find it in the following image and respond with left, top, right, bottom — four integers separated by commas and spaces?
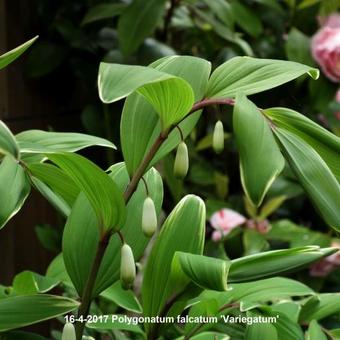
213, 120, 224, 154
174, 141, 189, 179
120, 243, 136, 290
62, 322, 76, 340
142, 197, 157, 237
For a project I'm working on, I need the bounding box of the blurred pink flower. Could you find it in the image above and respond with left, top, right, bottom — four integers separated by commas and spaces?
246, 219, 271, 234
327, 241, 340, 265
311, 13, 340, 82
321, 14, 340, 28
309, 241, 340, 277
309, 259, 334, 277
210, 208, 246, 242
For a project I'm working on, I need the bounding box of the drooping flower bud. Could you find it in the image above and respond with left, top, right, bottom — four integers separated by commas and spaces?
62, 322, 76, 340
213, 120, 224, 154
120, 243, 136, 290
174, 141, 189, 179
142, 197, 157, 237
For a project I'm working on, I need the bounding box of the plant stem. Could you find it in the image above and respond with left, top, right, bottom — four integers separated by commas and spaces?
124, 132, 168, 202
74, 96, 234, 339
75, 231, 112, 340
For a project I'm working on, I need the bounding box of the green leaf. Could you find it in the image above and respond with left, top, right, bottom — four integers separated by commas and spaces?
100, 281, 142, 313
93, 164, 163, 296
285, 28, 313, 65
28, 163, 79, 208
273, 128, 340, 231
177, 332, 230, 340
233, 94, 284, 206
46, 253, 72, 285
81, 3, 127, 25
62, 165, 163, 297
138, 78, 194, 130
0, 36, 38, 70
206, 57, 319, 98
245, 320, 277, 339
243, 229, 269, 255
48, 153, 125, 230
120, 55, 211, 175
0, 121, 20, 158
230, 1, 263, 37
117, 0, 167, 55
0, 156, 30, 229
12, 271, 59, 295
299, 294, 340, 322
98, 62, 194, 130
86, 314, 145, 336
264, 107, 340, 181
30, 178, 70, 217
16, 130, 115, 154
35, 224, 60, 252
231, 277, 314, 311
0, 294, 79, 332
195, 277, 314, 313
0, 331, 48, 340
259, 195, 286, 219
173, 252, 230, 291
263, 310, 304, 340
228, 246, 335, 282
306, 320, 327, 340
142, 195, 206, 334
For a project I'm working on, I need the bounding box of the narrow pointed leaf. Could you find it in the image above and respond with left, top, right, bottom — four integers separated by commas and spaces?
142, 195, 206, 334
306, 320, 328, 340
28, 163, 79, 207
100, 281, 142, 313
300, 293, 340, 322
0, 121, 19, 158
206, 57, 319, 98
98, 62, 194, 130
233, 94, 284, 206
0, 294, 79, 332
12, 271, 59, 295
30, 178, 70, 216
93, 164, 163, 296
245, 321, 277, 340
264, 107, 340, 181
0, 36, 38, 70
62, 165, 162, 297
47, 153, 125, 230
228, 246, 336, 282
0, 156, 30, 229
273, 128, 340, 230
16, 130, 116, 153
120, 56, 211, 175
173, 252, 229, 291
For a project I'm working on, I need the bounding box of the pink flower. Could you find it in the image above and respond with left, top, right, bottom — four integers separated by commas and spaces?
320, 14, 340, 28
309, 241, 340, 277
246, 219, 271, 234
327, 241, 340, 265
311, 14, 340, 82
309, 259, 334, 277
210, 208, 246, 242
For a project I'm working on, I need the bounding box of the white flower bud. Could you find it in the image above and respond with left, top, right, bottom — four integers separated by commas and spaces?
174, 141, 189, 179
142, 197, 157, 237
120, 243, 136, 289
213, 120, 224, 154
62, 322, 76, 340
